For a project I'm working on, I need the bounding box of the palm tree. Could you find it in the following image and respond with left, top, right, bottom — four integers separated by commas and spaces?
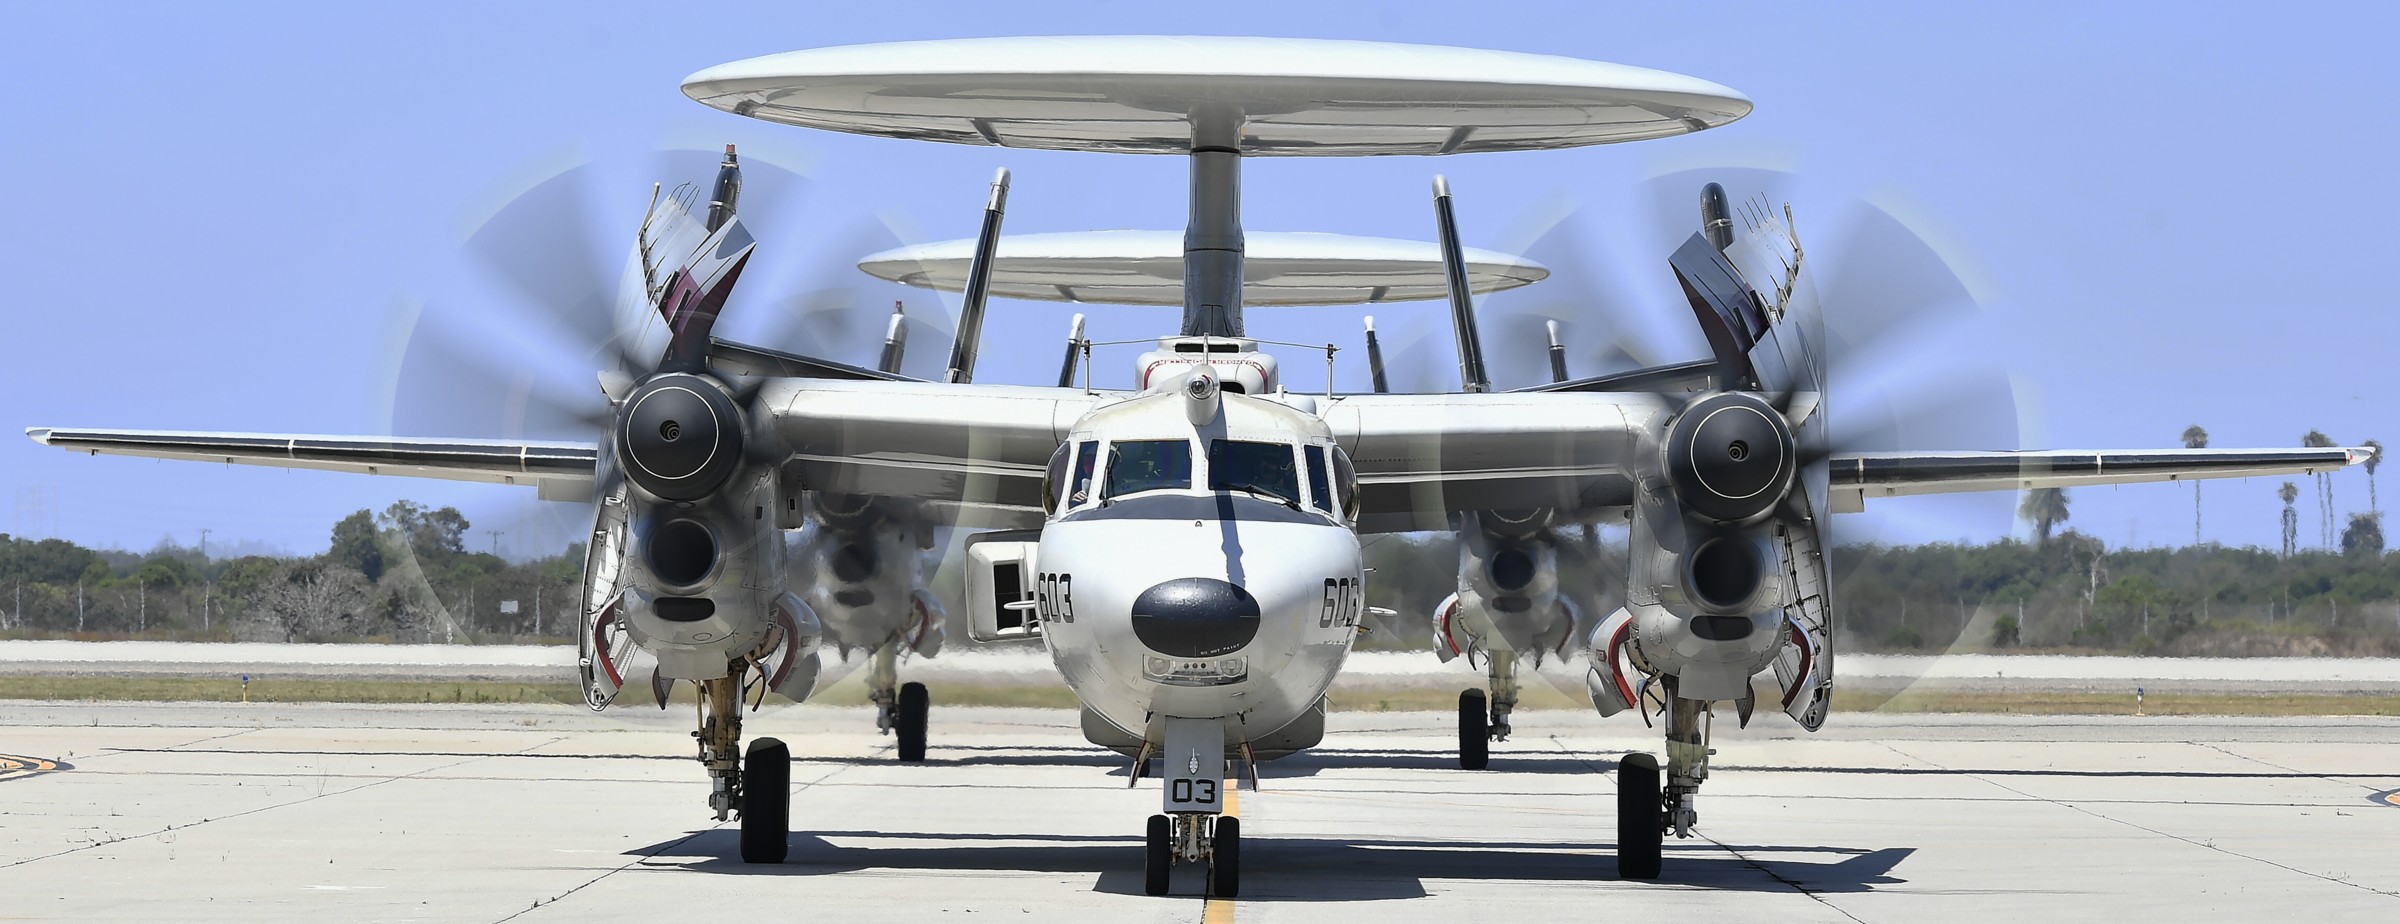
2182, 424, 2208, 543
2341, 511, 2384, 558
2363, 438, 2382, 514
2304, 430, 2337, 547
2278, 481, 2300, 558
2019, 486, 2070, 545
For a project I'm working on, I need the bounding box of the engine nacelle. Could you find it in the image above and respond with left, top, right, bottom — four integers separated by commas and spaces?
616, 373, 747, 503
1662, 391, 1794, 526
1624, 496, 1788, 701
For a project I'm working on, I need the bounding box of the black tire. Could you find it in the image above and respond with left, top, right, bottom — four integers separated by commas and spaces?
1144, 813, 1172, 896
1617, 751, 1662, 880
740, 737, 790, 864
1458, 689, 1490, 770
896, 682, 930, 762
1210, 815, 1241, 897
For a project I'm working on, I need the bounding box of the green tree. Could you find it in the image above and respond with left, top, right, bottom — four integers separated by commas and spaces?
2182, 424, 2208, 543
2018, 487, 2070, 545
378, 501, 470, 567
1991, 613, 2022, 647
2342, 512, 2385, 558
327, 509, 385, 582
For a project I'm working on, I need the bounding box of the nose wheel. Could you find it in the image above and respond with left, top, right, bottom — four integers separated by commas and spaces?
1142, 812, 1239, 896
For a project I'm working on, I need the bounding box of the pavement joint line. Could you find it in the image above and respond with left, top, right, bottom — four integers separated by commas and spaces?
0, 735, 569, 871
2184, 739, 2393, 795
1546, 735, 1870, 923
1877, 741, 2400, 901
501, 740, 867, 921
488, 824, 727, 924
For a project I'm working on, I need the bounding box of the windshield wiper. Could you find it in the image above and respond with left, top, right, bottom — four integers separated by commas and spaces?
1220, 482, 1300, 510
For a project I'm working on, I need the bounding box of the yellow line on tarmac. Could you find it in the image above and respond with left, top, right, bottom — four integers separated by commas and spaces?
1202, 786, 1240, 924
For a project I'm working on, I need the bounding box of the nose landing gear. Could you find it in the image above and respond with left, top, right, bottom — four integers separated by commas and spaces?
1143, 716, 1242, 896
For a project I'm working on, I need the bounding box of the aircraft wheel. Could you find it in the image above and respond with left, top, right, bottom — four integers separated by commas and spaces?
1144, 813, 1172, 896
740, 737, 790, 864
1458, 689, 1490, 770
896, 682, 930, 762
1617, 751, 1662, 879
1210, 815, 1241, 897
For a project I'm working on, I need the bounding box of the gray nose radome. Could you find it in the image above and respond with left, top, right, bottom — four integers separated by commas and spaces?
1130, 578, 1261, 658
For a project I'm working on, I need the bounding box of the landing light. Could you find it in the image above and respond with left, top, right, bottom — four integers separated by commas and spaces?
1144, 655, 1248, 686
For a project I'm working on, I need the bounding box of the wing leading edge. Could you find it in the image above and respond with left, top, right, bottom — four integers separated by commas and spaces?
24, 428, 599, 501
1829, 446, 2375, 512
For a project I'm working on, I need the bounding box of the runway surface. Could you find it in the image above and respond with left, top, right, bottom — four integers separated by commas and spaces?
3, 702, 2397, 922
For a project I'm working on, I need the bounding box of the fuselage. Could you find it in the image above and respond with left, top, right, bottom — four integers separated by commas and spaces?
1032, 380, 1364, 754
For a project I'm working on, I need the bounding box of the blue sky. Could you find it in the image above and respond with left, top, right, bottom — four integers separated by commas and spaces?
2, 1, 2390, 559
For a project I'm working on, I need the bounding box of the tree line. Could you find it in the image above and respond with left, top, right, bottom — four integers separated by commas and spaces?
0, 501, 582, 644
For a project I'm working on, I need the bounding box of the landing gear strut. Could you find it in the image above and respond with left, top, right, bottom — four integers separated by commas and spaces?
1144, 716, 1239, 896
692, 671, 792, 865
1616, 681, 1714, 878
868, 643, 931, 762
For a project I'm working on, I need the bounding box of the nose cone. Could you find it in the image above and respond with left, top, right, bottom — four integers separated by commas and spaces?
1130, 578, 1261, 658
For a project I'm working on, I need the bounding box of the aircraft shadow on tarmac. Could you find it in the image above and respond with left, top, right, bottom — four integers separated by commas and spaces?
830, 744, 1616, 777
625, 829, 1914, 899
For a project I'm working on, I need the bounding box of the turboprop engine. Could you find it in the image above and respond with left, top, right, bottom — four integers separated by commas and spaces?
578, 148, 823, 708
1607, 391, 1797, 701
1586, 183, 1833, 733
1433, 510, 1580, 665
794, 492, 945, 660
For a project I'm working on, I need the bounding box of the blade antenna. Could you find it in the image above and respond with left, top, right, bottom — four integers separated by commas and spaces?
943, 167, 1011, 384
1363, 315, 1390, 394
1432, 175, 1491, 393
1546, 319, 1569, 384
1056, 313, 1087, 388
878, 300, 909, 375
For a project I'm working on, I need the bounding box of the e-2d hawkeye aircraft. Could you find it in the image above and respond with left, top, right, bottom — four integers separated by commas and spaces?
30, 38, 2375, 895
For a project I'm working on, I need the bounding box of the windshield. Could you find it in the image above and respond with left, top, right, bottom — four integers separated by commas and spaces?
1103, 440, 1192, 499
1208, 440, 1301, 507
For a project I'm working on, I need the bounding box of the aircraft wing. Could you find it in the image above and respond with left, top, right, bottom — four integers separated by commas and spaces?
763, 378, 1101, 524
1325, 392, 2377, 530
1322, 392, 1661, 533
1829, 447, 2374, 512
24, 428, 598, 501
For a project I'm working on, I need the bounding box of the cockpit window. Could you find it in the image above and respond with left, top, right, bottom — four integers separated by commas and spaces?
1045, 441, 1099, 513
1303, 444, 1333, 513
1332, 447, 1358, 519
1042, 442, 1072, 513
1068, 441, 1097, 507
1208, 440, 1301, 507
1103, 439, 1192, 499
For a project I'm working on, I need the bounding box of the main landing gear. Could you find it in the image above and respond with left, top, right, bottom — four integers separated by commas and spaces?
1143, 716, 1241, 896
690, 671, 791, 864
1617, 681, 1714, 880
867, 643, 931, 762
1457, 657, 1518, 770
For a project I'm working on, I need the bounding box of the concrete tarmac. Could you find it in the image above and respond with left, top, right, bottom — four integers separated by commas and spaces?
3, 702, 2397, 922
